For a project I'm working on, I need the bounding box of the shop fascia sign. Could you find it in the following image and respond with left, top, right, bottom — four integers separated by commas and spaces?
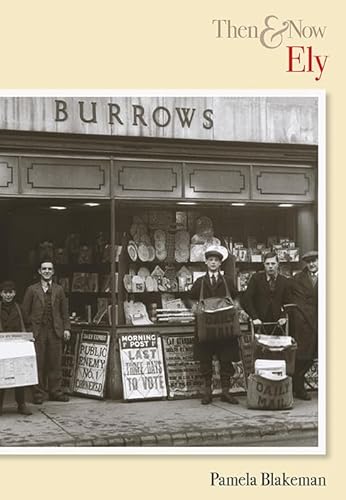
54, 99, 214, 130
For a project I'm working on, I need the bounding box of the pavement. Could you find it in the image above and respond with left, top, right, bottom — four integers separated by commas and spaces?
0, 390, 319, 449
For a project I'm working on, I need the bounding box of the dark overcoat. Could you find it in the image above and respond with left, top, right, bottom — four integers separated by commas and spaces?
22, 282, 70, 338
290, 268, 318, 360
190, 273, 240, 362
240, 271, 291, 323
0, 301, 26, 332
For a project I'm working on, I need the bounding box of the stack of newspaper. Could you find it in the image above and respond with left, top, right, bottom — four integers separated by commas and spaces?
255, 334, 293, 350
156, 308, 195, 323
254, 359, 287, 380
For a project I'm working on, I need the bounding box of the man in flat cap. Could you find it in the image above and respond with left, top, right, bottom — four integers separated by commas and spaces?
0, 280, 32, 416
190, 245, 240, 405
290, 250, 318, 400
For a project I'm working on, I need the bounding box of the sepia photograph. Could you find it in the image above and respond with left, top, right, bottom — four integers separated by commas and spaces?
0, 91, 325, 454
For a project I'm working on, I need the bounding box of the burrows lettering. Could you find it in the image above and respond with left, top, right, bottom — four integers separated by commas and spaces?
55, 100, 214, 129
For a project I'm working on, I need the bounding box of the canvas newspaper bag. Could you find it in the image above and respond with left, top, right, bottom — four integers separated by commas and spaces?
195, 276, 238, 343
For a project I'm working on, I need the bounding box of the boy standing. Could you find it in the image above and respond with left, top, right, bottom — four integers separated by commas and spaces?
0, 280, 32, 416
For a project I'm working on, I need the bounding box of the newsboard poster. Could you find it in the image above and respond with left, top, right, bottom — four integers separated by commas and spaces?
161, 334, 246, 398
61, 331, 80, 394
0, 335, 38, 389
73, 330, 110, 398
119, 332, 167, 400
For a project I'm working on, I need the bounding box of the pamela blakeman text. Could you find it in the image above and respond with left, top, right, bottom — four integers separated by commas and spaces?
210, 472, 326, 487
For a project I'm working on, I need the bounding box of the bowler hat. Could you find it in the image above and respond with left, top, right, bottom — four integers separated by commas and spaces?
0, 280, 16, 292
302, 250, 318, 262
204, 245, 228, 262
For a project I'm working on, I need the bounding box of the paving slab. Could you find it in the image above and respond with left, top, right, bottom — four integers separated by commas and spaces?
0, 392, 319, 448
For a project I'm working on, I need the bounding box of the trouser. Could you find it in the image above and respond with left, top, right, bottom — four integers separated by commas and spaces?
293, 358, 314, 392
34, 325, 63, 400
200, 356, 235, 393
0, 387, 25, 409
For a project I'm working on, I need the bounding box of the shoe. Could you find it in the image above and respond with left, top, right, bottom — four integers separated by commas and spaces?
220, 393, 239, 404
294, 390, 311, 401
49, 394, 69, 402
17, 404, 33, 416
201, 394, 213, 405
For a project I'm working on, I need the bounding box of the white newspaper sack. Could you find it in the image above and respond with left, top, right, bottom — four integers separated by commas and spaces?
0, 332, 38, 388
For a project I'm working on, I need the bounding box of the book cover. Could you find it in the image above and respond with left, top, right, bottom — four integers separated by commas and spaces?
0, 1, 340, 500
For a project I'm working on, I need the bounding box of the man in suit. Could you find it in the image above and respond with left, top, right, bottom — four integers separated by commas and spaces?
0, 280, 32, 416
241, 252, 291, 334
22, 260, 71, 404
190, 246, 240, 405
291, 250, 318, 400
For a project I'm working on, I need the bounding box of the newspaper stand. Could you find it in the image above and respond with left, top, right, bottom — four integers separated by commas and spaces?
246, 320, 296, 410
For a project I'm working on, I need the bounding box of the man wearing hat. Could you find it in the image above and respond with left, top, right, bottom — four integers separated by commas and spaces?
290, 250, 318, 400
0, 280, 32, 416
190, 245, 240, 405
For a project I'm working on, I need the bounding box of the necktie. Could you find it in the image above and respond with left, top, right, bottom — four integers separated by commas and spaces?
211, 274, 217, 287
269, 277, 275, 291
310, 273, 317, 286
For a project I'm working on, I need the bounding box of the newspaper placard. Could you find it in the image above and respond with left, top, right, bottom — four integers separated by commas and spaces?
73, 330, 110, 398
162, 334, 246, 398
238, 333, 253, 388
119, 332, 167, 400
0, 339, 38, 388
62, 331, 80, 394
162, 334, 203, 397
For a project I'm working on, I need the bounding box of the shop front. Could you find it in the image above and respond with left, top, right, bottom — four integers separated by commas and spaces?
0, 95, 319, 401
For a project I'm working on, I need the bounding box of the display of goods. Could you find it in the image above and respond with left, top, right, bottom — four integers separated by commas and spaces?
54, 248, 67, 265
127, 241, 138, 262
99, 274, 111, 293
137, 267, 150, 279
147, 246, 155, 261
166, 231, 175, 262
128, 265, 136, 276
154, 229, 167, 261
130, 220, 149, 244
176, 265, 193, 291
39, 240, 55, 261
195, 216, 213, 234
132, 275, 146, 293
289, 248, 299, 261
123, 274, 133, 293
71, 272, 98, 293
176, 211, 187, 229
78, 245, 93, 264
64, 233, 80, 263
190, 244, 205, 262
123, 300, 152, 326
138, 233, 152, 246
175, 230, 190, 262
148, 210, 174, 229
58, 277, 69, 293
137, 243, 150, 262
151, 265, 165, 277
163, 266, 178, 292
145, 276, 157, 292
